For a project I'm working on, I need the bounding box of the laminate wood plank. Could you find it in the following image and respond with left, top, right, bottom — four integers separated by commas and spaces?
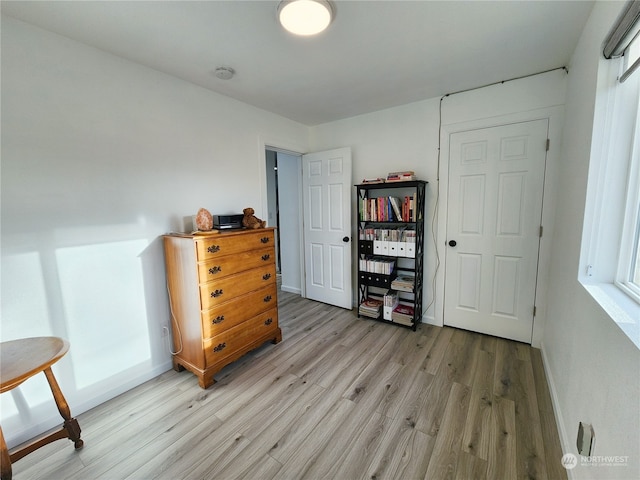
375, 341, 433, 420
10, 442, 85, 480
479, 333, 498, 353
530, 347, 555, 413
173, 380, 317, 479
538, 409, 568, 480
455, 450, 488, 480
342, 334, 404, 404
514, 358, 548, 480
420, 325, 454, 375
67, 388, 210, 477
236, 453, 282, 480
116, 413, 226, 480
362, 412, 434, 480
423, 382, 471, 479
391, 427, 434, 480
389, 325, 427, 366
301, 409, 390, 480
209, 371, 299, 421
193, 381, 325, 479
265, 383, 347, 465
530, 346, 567, 479
493, 337, 519, 400
269, 398, 355, 478
339, 317, 389, 349
461, 349, 495, 461
414, 364, 453, 437
487, 395, 517, 479
439, 337, 481, 387
304, 342, 374, 390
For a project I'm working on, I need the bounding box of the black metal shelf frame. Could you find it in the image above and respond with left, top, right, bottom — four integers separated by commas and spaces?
356, 180, 427, 331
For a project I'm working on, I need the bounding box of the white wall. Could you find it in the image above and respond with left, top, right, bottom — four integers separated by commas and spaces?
542, 2, 640, 478
0, 16, 309, 447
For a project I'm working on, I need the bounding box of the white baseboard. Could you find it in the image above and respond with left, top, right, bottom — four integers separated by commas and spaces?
540, 342, 574, 480
421, 314, 442, 327
281, 285, 301, 295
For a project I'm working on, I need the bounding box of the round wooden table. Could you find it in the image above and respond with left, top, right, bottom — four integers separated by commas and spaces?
0, 337, 83, 480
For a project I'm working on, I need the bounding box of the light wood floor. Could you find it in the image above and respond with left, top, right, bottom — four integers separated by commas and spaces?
10, 288, 567, 480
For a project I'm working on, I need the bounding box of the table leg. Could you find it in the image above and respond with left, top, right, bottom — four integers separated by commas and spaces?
43, 368, 83, 449
0, 427, 11, 480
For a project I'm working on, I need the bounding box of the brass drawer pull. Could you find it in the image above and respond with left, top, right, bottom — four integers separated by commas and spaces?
207, 245, 220, 253
211, 289, 224, 298
264, 318, 273, 326
263, 273, 272, 280
260, 237, 270, 244
209, 266, 222, 275
212, 315, 225, 325
263, 295, 272, 302
261, 254, 271, 261
213, 342, 226, 352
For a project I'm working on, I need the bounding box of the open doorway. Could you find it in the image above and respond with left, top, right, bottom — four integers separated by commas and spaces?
265, 148, 303, 295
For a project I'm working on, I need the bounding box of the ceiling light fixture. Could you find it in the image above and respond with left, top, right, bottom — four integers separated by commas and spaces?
277, 0, 333, 36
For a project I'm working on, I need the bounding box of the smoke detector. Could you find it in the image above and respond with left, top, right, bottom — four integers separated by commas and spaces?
214, 66, 235, 80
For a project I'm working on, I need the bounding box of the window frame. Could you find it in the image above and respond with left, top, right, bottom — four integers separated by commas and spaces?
615, 37, 640, 304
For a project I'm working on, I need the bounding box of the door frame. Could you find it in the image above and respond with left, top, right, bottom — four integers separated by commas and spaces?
435, 107, 564, 348
259, 137, 308, 298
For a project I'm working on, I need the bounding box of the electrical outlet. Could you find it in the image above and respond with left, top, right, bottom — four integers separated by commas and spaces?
577, 422, 595, 456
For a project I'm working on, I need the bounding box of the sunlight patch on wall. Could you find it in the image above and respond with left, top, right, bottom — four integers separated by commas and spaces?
55, 239, 151, 389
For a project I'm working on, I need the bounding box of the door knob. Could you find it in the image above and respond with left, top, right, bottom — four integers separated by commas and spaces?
343, 236, 350, 243
448, 240, 457, 247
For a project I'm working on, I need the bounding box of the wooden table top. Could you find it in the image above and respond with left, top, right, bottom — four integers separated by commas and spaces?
0, 337, 69, 393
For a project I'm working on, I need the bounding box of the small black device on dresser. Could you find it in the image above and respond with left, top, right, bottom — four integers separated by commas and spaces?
213, 214, 244, 230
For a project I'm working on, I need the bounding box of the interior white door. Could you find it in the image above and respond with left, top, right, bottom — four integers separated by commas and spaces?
444, 120, 548, 343
302, 147, 352, 309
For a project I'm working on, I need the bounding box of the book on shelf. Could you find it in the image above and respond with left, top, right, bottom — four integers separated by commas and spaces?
386, 171, 416, 182
359, 195, 416, 222
359, 297, 384, 318
391, 275, 415, 292
391, 303, 414, 325
361, 177, 386, 184
383, 291, 399, 320
359, 257, 395, 274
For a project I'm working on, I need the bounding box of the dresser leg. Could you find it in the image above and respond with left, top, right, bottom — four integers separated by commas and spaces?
272, 328, 282, 344
198, 374, 216, 389
172, 358, 185, 372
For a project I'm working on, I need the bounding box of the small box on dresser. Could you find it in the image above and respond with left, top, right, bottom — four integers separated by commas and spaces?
163, 228, 282, 388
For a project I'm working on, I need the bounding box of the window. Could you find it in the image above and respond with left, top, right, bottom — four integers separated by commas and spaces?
616, 34, 640, 304
580, 3, 640, 348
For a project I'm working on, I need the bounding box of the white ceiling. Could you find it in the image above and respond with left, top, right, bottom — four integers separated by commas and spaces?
1, 0, 595, 126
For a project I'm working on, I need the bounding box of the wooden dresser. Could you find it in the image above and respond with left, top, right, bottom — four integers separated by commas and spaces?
163, 228, 281, 388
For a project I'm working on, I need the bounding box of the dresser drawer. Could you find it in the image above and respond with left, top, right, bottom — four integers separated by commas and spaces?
201, 283, 277, 338
199, 263, 276, 309
197, 247, 274, 282
195, 231, 275, 261
204, 308, 279, 366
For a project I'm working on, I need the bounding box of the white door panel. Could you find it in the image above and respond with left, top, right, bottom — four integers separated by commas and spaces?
444, 120, 548, 343
303, 148, 352, 309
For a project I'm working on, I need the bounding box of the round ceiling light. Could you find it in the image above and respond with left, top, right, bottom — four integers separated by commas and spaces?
278, 0, 333, 36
